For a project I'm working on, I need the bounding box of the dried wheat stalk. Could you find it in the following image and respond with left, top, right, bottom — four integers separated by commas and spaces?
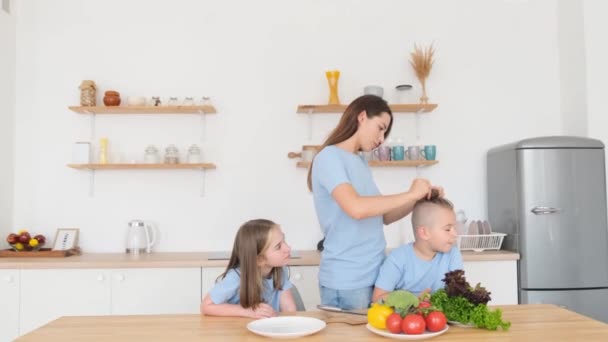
409, 43, 435, 104
409, 43, 435, 82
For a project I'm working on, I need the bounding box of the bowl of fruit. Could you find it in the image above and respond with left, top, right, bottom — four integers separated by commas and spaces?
6, 230, 46, 252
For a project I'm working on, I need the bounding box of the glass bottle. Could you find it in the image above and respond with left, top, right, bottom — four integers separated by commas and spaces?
164, 145, 179, 164
99, 137, 108, 164
325, 70, 340, 105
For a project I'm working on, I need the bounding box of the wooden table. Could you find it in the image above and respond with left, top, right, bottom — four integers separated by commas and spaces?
17, 304, 608, 341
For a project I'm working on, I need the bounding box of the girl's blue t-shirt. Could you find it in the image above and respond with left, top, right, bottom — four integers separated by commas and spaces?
209, 266, 293, 311
312, 146, 385, 290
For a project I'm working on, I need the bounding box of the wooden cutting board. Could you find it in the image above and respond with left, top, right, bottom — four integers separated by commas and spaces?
0, 247, 81, 258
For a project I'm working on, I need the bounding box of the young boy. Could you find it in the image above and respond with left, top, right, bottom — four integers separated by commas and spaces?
372, 194, 463, 301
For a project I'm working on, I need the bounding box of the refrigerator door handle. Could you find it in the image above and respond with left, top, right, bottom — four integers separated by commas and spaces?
531, 206, 563, 215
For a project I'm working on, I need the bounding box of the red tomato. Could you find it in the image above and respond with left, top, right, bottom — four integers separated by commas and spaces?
385, 313, 403, 334
425, 311, 447, 332
401, 314, 426, 335
417, 301, 431, 309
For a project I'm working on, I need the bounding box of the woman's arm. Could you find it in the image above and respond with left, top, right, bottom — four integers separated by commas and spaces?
279, 288, 297, 312
200, 294, 276, 318
332, 178, 432, 220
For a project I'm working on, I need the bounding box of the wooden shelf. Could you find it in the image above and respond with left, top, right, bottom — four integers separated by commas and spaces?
67, 163, 217, 170
297, 103, 437, 114
68, 105, 216, 114
296, 160, 438, 168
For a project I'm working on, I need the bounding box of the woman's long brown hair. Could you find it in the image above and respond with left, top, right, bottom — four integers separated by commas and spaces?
307, 95, 393, 191
218, 219, 285, 309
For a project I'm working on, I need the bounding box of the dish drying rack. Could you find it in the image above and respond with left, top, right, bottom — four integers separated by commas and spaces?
457, 233, 506, 252
456, 219, 506, 252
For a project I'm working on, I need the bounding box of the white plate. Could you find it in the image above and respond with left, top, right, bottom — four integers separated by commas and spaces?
366, 324, 449, 340
247, 316, 326, 339
447, 320, 475, 328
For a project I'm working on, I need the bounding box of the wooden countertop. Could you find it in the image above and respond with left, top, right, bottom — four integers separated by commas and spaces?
0, 249, 519, 269
17, 304, 608, 341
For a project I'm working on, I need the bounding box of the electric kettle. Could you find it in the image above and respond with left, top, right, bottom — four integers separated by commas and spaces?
125, 220, 157, 254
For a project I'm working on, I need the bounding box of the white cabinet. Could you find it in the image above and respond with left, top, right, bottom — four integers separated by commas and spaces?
463, 261, 518, 305
0, 269, 20, 342
202, 266, 321, 312
289, 266, 320, 311
20, 268, 201, 337
20, 269, 111, 335
111, 268, 201, 315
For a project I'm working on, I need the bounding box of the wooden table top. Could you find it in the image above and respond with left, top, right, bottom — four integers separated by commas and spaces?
19, 304, 605, 341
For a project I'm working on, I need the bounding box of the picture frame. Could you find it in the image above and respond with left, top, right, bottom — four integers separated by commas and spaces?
52, 228, 80, 251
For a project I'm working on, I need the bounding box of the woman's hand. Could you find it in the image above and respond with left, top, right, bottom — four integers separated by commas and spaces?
409, 179, 445, 200
245, 303, 277, 318
408, 178, 432, 199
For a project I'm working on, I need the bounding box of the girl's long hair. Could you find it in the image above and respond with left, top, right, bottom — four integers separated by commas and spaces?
218, 219, 284, 309
307, 95, 392, 191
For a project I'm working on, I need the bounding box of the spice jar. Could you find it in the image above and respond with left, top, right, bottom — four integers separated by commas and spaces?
103, 90, 121, 106
187, 144, 202, 163
79, 80, 96, 106
164, 145, 180, 164
144, 145, 160, 164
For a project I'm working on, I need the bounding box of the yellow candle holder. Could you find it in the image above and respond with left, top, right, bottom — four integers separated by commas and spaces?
325, 70, 340, 105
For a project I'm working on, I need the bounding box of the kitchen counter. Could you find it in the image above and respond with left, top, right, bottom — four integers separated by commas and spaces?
0, 249, 519, 269
17, 304, 608, 341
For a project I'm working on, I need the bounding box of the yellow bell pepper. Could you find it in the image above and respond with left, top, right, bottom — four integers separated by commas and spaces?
367, 303, 394, 329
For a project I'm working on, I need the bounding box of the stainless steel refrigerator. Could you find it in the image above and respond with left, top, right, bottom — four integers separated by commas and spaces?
487, 136, 608, 323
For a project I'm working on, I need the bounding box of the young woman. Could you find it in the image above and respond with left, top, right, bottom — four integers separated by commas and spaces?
201, 219, 296, 318
308, 95, 443, 309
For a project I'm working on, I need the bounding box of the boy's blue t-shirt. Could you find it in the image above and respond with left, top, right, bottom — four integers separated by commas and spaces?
375, 243, 463, 296
312, 146, 386, 290
209, 267, 293, 311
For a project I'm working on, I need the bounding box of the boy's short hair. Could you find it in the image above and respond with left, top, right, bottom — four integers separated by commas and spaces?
411, 189, 454, 234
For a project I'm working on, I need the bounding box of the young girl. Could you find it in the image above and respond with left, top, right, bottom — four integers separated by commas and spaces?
307, 95, 443, 309
201, 219, 297, 318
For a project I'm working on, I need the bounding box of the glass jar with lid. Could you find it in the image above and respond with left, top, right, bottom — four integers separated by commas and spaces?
164, 145, 180, 164
187, 144, 202, 163
144, 145, 160, 164
167, 97, 179, 107
183, 97, 194, 106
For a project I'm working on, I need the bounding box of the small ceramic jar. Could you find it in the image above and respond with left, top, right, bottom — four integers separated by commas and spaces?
103, 90, 121, 106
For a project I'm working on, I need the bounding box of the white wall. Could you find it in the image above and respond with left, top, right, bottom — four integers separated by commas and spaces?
584, 0, 608, 144
558, 0, 587, 136
12, 0, 563, 252
0, 0, 15, 248
583, 0, 608, 216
